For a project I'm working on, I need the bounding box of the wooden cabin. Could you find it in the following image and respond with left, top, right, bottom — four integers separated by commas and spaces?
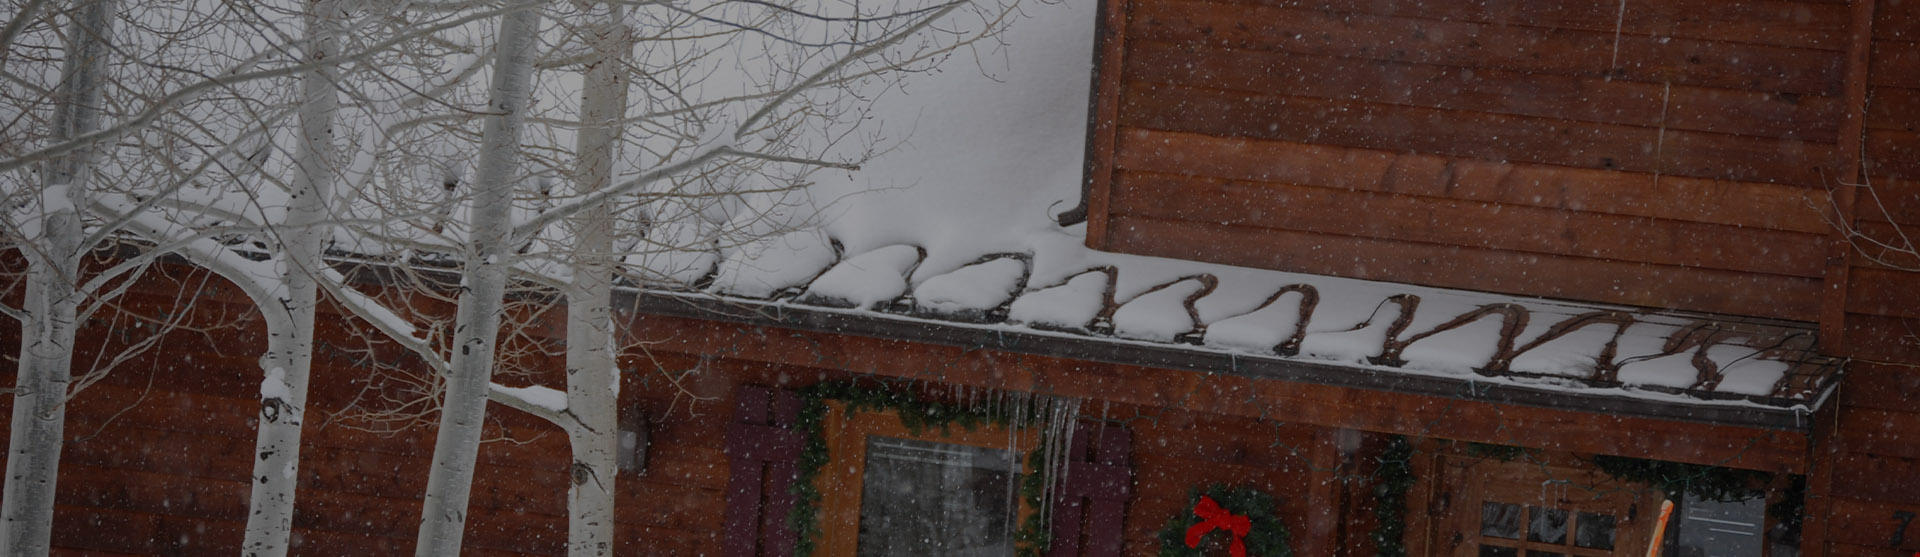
4, 0, 1920, 555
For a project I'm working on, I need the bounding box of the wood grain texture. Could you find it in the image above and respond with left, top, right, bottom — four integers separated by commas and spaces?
1125, 38, 1844, 142
1113, 169, 1829, 277
1215, 0, 1853, 51
1119, 81, 1839, 186
1107, 214, 1824, 320
1114, 129, 1832, 233
1130, 0, 1846, 95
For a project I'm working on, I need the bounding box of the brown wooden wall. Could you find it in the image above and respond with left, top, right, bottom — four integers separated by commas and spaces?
1084, 0, 1867, 321
1803, 2, 1920, 555
1810, 361, 1920, 556
0, 266, 729, 555
0, 265, 1383, 555
1840, 0, 1920, 365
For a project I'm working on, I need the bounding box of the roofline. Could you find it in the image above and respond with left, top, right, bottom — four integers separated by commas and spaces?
621, 289, 1822, 432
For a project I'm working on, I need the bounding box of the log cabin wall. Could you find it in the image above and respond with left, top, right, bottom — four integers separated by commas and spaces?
1805, 2, 1920, 555
1841, 0, 1920, 363
0, 264, 1368, 555
1083, 0, 1859, 321
0, 264, 733, 555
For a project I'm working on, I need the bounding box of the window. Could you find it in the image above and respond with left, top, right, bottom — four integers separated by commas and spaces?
815, 403, 1037, 556
1440, 456, 1659, 557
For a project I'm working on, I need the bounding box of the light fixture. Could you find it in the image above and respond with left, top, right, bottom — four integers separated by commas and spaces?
618, 407, 650, 475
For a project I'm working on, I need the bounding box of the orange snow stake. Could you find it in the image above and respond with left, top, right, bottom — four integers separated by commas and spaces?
1644, 499, 1675, 557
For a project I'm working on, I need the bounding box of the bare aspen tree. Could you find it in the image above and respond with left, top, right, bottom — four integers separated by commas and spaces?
241, 1, 345, 554
414, 5, 545, 555
1, 1, 1027, 553
450, 0, 1025, 553
2, 2, 115, 553
559, 2, 628, 554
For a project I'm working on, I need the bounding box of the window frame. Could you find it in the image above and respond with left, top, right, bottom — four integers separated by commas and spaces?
814, 401, 1041, 556
1440, 453, 1660, 557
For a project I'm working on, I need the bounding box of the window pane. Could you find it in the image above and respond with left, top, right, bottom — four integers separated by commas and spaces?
1528, 507, 1568, 544
1482, 502, 1523, 540
857, 437, 1019, 556
1575, 512, 1617, 550
1478, 546, 1519, 557
1675, 492, 1767, 557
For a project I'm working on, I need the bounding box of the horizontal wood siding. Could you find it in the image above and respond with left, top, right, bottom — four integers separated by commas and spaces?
1816, 2, 1920, 554
1842, 0, 1920, 363
0, 267, 729, 556
1088, 0, 1852, 320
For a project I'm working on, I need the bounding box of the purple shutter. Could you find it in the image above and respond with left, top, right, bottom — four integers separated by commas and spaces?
1048, 421, 1133, 556
723, 385, 805, 557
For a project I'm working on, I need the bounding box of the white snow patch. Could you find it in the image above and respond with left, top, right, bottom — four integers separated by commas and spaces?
1111, 279, 1204, 342
1707, 344, 1790, 396
1399, 314, 1507, 374
1299, 319, 1395, 363
1007, 271, 1107, 331
1508, 318, 1625, 378
913, 257, 1026, 315
1298, 297, 1414, 363
631, 220, 719, 286
803, 244, 920, 308
1204, 290, 1308, 353
1615, 352, 1700, 389
711, 230, 835, 298
491, 384, 568, 413
1611, 321, 1695, 388
261, 366, 291, 400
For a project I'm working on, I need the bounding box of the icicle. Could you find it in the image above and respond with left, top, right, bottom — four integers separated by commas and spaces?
1033, 392, 1081, 539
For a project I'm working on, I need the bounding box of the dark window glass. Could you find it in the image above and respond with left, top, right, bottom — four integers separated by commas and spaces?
1675, 493, 1767, 557
1479, 546, 1519, 557
1482, 502, 1523, 540
1529, 507, 1568, 544
857, 437, 1019, 556
1575, 512, 1618, 550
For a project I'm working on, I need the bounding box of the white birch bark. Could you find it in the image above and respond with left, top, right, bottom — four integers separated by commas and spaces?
562, 4, 629, 554
242, 1, 343, 554
414, 6, 544, 555
2, 2, 114, 554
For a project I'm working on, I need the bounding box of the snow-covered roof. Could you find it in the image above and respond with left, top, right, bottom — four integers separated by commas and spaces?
616, 0, 1838, 428
637, 226, 1835, 425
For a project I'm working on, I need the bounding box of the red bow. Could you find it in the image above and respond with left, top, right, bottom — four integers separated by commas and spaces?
1184, 495, 1252, 557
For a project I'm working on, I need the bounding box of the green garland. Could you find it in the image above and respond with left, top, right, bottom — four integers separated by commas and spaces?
1157, 485, 1294, 557
1016, 447, 1052, 557
1370, 436, 1414, 557
1590, 455, 1804, 541
786, 380, 1056, 557
1464, 441, 1536, 462
1590, 455, 1768, 502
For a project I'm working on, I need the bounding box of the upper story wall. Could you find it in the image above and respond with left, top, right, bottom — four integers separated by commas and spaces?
1081, 0, 1880, 323
1840, 0, 1920, 363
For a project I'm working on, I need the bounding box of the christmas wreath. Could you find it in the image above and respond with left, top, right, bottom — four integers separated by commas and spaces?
1158, 485, 1293, 557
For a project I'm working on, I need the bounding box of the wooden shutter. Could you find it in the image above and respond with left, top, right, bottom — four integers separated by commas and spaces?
723, 385, 805, 557
1048, 421, 1133, 556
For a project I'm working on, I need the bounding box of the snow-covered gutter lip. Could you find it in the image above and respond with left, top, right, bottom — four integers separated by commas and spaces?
621, 288, 1823, 432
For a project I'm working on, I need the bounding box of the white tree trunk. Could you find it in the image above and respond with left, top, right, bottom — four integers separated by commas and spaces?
564, 4, 629, 555
1, 2, 113, 554
414, 6, 543, 555
242, 1, 343, 554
